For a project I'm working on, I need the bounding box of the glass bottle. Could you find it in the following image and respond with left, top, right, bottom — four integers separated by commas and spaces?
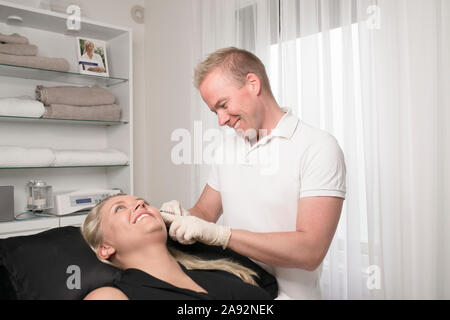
32, 180, 53, 212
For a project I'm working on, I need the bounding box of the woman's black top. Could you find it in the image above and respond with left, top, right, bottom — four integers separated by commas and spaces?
113, 263, 272, 300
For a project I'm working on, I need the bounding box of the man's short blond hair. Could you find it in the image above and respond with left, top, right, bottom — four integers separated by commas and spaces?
194, 47, 273, 96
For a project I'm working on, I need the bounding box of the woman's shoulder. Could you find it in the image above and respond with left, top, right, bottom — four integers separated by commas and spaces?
83, 286, 129, 300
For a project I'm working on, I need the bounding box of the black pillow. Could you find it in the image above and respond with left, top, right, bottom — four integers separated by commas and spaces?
0, 226, 277, 299
0, 226, 118, 300
0, 264, 17, 300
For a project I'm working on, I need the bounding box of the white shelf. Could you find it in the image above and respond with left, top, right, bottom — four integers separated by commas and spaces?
0, 63, 128, 87
0, 0, 130, 40
0, 217, 59, 238
0, 214, 88, 238
0, 165, 129, 170
0, 114, 128, 125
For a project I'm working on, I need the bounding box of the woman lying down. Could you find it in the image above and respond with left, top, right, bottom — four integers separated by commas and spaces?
81, 194, 271, 300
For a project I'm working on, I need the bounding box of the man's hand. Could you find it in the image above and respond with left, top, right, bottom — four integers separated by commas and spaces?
160, 200, 191, 217
162, 214, 231, 250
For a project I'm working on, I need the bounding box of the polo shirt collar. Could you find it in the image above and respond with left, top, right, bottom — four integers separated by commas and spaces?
271, 107, 299, 140
245, 107, 299, 151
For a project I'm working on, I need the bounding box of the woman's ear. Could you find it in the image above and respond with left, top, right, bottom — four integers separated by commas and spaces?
97, 243, 116, 261
246, 73, 262, 96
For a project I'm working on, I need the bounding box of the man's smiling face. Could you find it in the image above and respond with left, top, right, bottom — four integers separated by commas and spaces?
199, 69, 264, 138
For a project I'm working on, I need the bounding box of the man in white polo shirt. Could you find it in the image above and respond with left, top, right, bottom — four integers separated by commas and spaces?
161, 47, 346, 299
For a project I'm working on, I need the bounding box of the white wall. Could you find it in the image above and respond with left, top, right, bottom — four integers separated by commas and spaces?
145, 0, 202, 207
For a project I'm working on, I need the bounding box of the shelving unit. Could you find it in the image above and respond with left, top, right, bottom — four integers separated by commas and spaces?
0, 1, 133, 233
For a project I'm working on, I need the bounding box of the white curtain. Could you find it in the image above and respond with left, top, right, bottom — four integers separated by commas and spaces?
191, 0, 450, 299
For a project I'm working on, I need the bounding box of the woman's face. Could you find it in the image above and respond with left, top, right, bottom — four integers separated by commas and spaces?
99, 195, 167, 258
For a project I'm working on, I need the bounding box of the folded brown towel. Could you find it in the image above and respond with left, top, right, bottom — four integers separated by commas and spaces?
36, 85, 116, 106
43, 104, 121, 121
0, 44, 38, 56
0, 53, 69, 72
0, 33, 29, 45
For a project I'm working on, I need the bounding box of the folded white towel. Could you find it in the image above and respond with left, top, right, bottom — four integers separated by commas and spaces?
0, 96, 45, 118
53, 149, 129, 167
0, 146, 55, 167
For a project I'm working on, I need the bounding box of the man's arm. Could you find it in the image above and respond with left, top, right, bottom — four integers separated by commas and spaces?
227, 196, 343, 271
176, 185, 343, 271
188, 184, 223, 223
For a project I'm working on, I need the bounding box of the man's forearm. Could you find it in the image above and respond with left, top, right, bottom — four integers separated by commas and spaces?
187, 206, 215, 222
227, 229, 325, 271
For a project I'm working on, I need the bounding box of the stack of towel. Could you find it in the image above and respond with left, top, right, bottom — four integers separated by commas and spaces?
0, 146, 55, 167
36, 85, 121, 121
53, 149, 129, 167
0, 96, 45, 118
0, 33, 70, 72
0, 146, 129, 167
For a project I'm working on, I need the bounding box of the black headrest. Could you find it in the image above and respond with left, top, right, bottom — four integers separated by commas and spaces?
0, 226, 277, 299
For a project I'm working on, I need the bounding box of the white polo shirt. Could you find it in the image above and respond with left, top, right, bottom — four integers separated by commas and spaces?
207, 108, 346, 300
80, 52, 105, 71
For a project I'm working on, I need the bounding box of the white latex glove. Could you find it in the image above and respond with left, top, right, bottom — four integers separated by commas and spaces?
160, 200, 190, 217
162, 214, 231, 250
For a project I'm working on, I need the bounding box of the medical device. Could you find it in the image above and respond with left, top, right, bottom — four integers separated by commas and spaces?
52, 189, 121, 216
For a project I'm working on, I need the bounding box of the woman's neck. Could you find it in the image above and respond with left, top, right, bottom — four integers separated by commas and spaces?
118, 244, 185, 282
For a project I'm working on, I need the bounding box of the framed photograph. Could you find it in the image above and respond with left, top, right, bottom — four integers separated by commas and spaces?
76, 37, 109, 77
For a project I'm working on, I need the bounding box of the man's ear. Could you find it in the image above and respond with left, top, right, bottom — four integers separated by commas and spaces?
246, 73, 262, 96
97, 243, 116, 261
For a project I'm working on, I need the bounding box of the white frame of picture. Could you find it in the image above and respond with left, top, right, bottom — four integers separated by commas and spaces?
76, 36, 109, 77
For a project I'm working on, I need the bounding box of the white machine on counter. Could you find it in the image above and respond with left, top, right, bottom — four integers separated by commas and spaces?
52, 189, 121, 216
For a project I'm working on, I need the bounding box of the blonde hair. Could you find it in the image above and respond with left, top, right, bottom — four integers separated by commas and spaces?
194, 47, 273, 97
81, 195, 259, 286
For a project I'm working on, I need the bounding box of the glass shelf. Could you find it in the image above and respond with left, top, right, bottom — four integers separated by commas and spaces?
0, 115, 128, 126
0, 63, 128, 87
0, 165, 129, 170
